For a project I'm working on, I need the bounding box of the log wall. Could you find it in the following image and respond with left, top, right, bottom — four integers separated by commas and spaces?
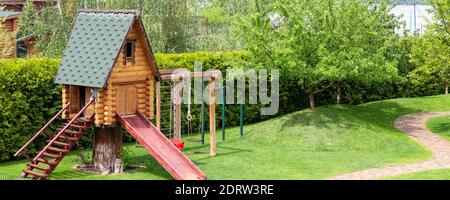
61, 20, 157, 126
100, 20, 156, 126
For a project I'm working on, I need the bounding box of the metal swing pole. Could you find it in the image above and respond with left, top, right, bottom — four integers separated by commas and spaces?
240, 104, 244, 137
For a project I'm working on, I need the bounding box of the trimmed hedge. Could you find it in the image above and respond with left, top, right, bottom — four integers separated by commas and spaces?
0, 58, 61, 161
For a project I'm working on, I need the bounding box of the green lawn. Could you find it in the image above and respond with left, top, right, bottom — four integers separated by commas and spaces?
386, 114, 450, 180
427, 115, 450, 141
386, 169, 450, 180
1, 95, 450, 180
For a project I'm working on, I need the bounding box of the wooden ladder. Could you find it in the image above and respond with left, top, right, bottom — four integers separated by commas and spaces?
15, 100, 95, 180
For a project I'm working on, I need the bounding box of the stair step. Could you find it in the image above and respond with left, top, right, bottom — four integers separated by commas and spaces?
36, 158, 57, 166
43, 152, 62, 159
23, 169, 49, 179
58, 135, 79, 142
62, 123, 87, 130
75, 118, 91, 123
48, 147, 69, 153
49, 140, 71, 147
27, 163, 50, 172
56, 128, 82, 135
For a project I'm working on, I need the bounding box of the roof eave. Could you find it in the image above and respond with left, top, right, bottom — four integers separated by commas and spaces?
136, 15, 161, 82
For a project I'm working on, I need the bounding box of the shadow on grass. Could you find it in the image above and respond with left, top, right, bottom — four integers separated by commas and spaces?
127, 154, 173, 179
428, 122, 450, 136
190, 146, 253, 164
280, 106, 352, 131
51, 169, 95, 180
280, 101, 424, 133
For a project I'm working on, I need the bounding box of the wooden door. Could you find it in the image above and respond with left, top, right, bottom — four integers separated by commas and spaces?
84, 87, 95, 117
69, 86, 80, 117
117, 85, 137, 116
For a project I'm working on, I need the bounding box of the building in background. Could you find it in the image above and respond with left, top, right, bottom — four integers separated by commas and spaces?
391, 4, 434, 35
0, 0, 52, 58
0, 0, 48, 11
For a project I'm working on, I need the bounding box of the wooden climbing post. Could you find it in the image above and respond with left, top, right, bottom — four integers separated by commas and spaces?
174, 79, 182, 139
209, 79, 216, 156
156, 81, 161, 129
201, 79, 205, 144
222, 86, 226, 141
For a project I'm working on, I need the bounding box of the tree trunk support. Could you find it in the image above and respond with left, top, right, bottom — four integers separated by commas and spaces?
93, 127, 123, 175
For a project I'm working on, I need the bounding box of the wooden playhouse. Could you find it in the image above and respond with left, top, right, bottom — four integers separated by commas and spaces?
56, 9, 160, 125
15, 9, 209, 180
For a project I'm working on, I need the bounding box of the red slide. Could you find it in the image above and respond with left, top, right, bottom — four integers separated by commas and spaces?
117, 113, 207, 180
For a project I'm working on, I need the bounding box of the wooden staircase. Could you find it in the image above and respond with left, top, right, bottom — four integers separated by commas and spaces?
15, 100, 95, 180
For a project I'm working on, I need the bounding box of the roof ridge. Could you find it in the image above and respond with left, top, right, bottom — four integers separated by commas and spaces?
77, 9, 139, 15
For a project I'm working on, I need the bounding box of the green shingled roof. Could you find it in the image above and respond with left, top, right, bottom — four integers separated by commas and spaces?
0, 11, 22, 18
55, 10, 137, 88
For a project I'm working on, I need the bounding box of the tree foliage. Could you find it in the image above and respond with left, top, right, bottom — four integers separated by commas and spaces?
17, 0, 250, 56
237, 0, 401, 108
408, 0, 450, 95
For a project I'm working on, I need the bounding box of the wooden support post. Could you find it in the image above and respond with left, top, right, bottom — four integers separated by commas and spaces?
209, 79, 216, 156
173, 80, 182, 139
156, 81, 161, 129
93, 127, 123, 174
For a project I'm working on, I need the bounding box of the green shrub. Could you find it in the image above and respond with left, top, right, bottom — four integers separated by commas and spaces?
155, 51, 250, 71
0, 58, 61, 161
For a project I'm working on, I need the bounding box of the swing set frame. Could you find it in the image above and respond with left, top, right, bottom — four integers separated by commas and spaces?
157, 69, 222, 156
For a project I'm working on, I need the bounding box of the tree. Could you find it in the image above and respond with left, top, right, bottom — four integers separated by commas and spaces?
236, 0, 400, 108
18, 0, 79, 58
18, 0, 199, 55
409, 33, 450, 95
408, 0, 450, 95
316, 0, 400, 104
428, 0, 450, 38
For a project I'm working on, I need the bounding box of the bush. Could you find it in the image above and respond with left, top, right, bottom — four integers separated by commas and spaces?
0, 58, 61, 161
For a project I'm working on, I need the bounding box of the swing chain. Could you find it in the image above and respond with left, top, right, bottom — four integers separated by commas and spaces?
186, 77, 194, 136
186, 77, 193, 122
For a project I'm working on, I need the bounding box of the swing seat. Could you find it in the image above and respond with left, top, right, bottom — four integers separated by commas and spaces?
171, 138, 185, 150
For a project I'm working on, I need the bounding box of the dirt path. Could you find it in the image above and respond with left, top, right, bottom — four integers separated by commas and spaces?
329, 112, 450, 180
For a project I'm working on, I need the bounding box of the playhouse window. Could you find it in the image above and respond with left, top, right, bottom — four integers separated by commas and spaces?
123, 39, 136, 65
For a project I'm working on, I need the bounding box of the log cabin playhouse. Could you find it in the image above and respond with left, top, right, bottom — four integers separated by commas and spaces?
15, 9, 211, 180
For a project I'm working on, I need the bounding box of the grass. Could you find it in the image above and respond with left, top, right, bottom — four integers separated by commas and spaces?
427, 115, 450, 141
385, 114, 450, 180
1, 95, 450, 180
386, 169, 450, 180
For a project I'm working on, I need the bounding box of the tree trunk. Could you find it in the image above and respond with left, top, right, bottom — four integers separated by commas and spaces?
308, 93, 316, 109
93, 127, 123, 174
336, 85, 342, 105
445, 77, 449, 95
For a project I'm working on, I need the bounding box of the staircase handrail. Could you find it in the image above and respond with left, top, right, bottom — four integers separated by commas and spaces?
33, 99, 94, 162
14, 103, 72, 157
